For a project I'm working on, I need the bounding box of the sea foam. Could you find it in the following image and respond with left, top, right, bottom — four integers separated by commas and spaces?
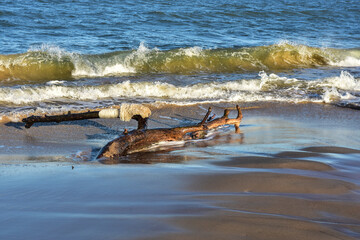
330, 56, 360, 67
2, 71, 358, 106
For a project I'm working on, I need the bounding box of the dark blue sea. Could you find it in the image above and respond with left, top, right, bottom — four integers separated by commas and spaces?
1, 0, 360, 118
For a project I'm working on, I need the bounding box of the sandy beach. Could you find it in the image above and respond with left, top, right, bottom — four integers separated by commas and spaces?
1, 102, 360, 240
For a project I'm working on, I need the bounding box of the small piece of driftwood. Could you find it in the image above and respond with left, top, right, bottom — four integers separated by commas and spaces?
97, 105, 242, 159
22, 111, 100, 128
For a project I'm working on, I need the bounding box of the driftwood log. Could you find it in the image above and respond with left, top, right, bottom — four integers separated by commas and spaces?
22, 105, 243, 160
97, 105, 242, 159
22, 111, 149, 129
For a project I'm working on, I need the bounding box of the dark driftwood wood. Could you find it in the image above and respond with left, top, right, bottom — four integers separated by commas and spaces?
97, 105, 243, 160
22, 111, 100, 128
131, 115, 149, 130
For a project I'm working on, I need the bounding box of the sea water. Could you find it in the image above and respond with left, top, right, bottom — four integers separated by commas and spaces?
0, 0, 359, 119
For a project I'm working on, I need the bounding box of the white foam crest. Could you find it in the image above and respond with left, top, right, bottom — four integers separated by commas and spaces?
136, 41, 152, 53
72, 42, 152, 77
259, 71, 300, 90
103, 64, 136, 75
322, 87, 341, 103
0, 78, 264, 105
126, 42, 155, 62
179, 46, 203, 57
71, 57, 136, 77
322, 87, 357, 103
0, 85, 98, 104
46, 80, 65, 85
123, 42, 156, 65
330, 56, 360, 67
323, 71, 360, 91
27, 44, 103, 78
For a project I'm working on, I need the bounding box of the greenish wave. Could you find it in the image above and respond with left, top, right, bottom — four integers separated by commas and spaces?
1, 43, 359, 82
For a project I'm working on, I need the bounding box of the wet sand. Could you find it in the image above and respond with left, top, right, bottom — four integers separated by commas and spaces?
1, 102, 360, 240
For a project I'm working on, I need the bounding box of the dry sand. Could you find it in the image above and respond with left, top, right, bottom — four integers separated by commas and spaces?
1, 102, 360, 240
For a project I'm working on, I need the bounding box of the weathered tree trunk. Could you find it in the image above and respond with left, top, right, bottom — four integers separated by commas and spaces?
97, 105, 243, 159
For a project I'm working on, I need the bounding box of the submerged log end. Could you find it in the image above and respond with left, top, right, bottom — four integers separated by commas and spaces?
97, 138, 128, 160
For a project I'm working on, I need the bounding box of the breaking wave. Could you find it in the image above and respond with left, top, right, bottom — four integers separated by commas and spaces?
1, 43, 360, 82
1, 71, 358, 105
